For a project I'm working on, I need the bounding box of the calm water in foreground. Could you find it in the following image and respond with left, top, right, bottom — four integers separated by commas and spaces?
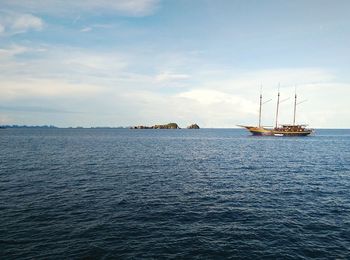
1, 128, 350, 259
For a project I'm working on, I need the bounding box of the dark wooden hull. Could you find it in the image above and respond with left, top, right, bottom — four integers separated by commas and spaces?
240, 126, 313, 136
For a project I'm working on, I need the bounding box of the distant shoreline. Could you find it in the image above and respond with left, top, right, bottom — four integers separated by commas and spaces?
1, 123, 201, 129
1, 125, 350, 130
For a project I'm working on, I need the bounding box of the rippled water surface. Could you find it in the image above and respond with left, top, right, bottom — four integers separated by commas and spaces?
1, 128, 350, 259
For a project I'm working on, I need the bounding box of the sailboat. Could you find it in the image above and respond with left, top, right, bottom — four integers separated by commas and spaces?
239, 89, 313, 136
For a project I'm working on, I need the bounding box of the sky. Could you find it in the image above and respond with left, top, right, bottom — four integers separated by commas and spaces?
0, 0, 349, 128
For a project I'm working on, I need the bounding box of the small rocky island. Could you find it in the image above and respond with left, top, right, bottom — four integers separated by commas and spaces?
187, 123, 200, 129
131, 123, 200, 129
131, 123, 180, 129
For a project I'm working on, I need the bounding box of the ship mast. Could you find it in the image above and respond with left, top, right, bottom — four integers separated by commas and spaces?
258, 86, 272, 128
258, 92, 262, 127
275, 86, 291, 128
293, 90, 297, 125
275, 88, 280, 128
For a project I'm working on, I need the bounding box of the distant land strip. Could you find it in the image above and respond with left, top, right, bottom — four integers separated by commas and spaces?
0, 123, 200, 129
131, 123, 200, 129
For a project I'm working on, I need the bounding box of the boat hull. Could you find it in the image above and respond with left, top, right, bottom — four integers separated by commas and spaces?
240, 126, 313, 136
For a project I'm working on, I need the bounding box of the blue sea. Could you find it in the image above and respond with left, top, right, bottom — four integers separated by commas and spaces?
1, 128, 350, 259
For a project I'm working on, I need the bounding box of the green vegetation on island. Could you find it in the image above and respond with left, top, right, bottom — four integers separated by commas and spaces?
131, 123, 200, 129
131, 122, 179, 129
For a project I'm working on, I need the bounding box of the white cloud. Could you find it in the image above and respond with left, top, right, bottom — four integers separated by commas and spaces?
104, 0, 160, 16
0, 42, 349, 127
0, 79, 102, 101
11, 13, 43, 32
0, 45, 131, 86
80, 27, 92, 33
163, 67, 348, 127
0, 13, 44, 35
155, 72, 190, 82
177, 89, 253, 108
0, 45, 28, 58
0, 24, 4, 34
118, 88, 257, 128
194, 68, 335, 94
1, 0, 160, 17
62, 52, 128, 71
176, 89, 257, 127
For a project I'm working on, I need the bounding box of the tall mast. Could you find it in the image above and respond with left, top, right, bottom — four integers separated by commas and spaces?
275, 87, 280, 128
258, 88, 262, 127
293, 90, 297, 125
